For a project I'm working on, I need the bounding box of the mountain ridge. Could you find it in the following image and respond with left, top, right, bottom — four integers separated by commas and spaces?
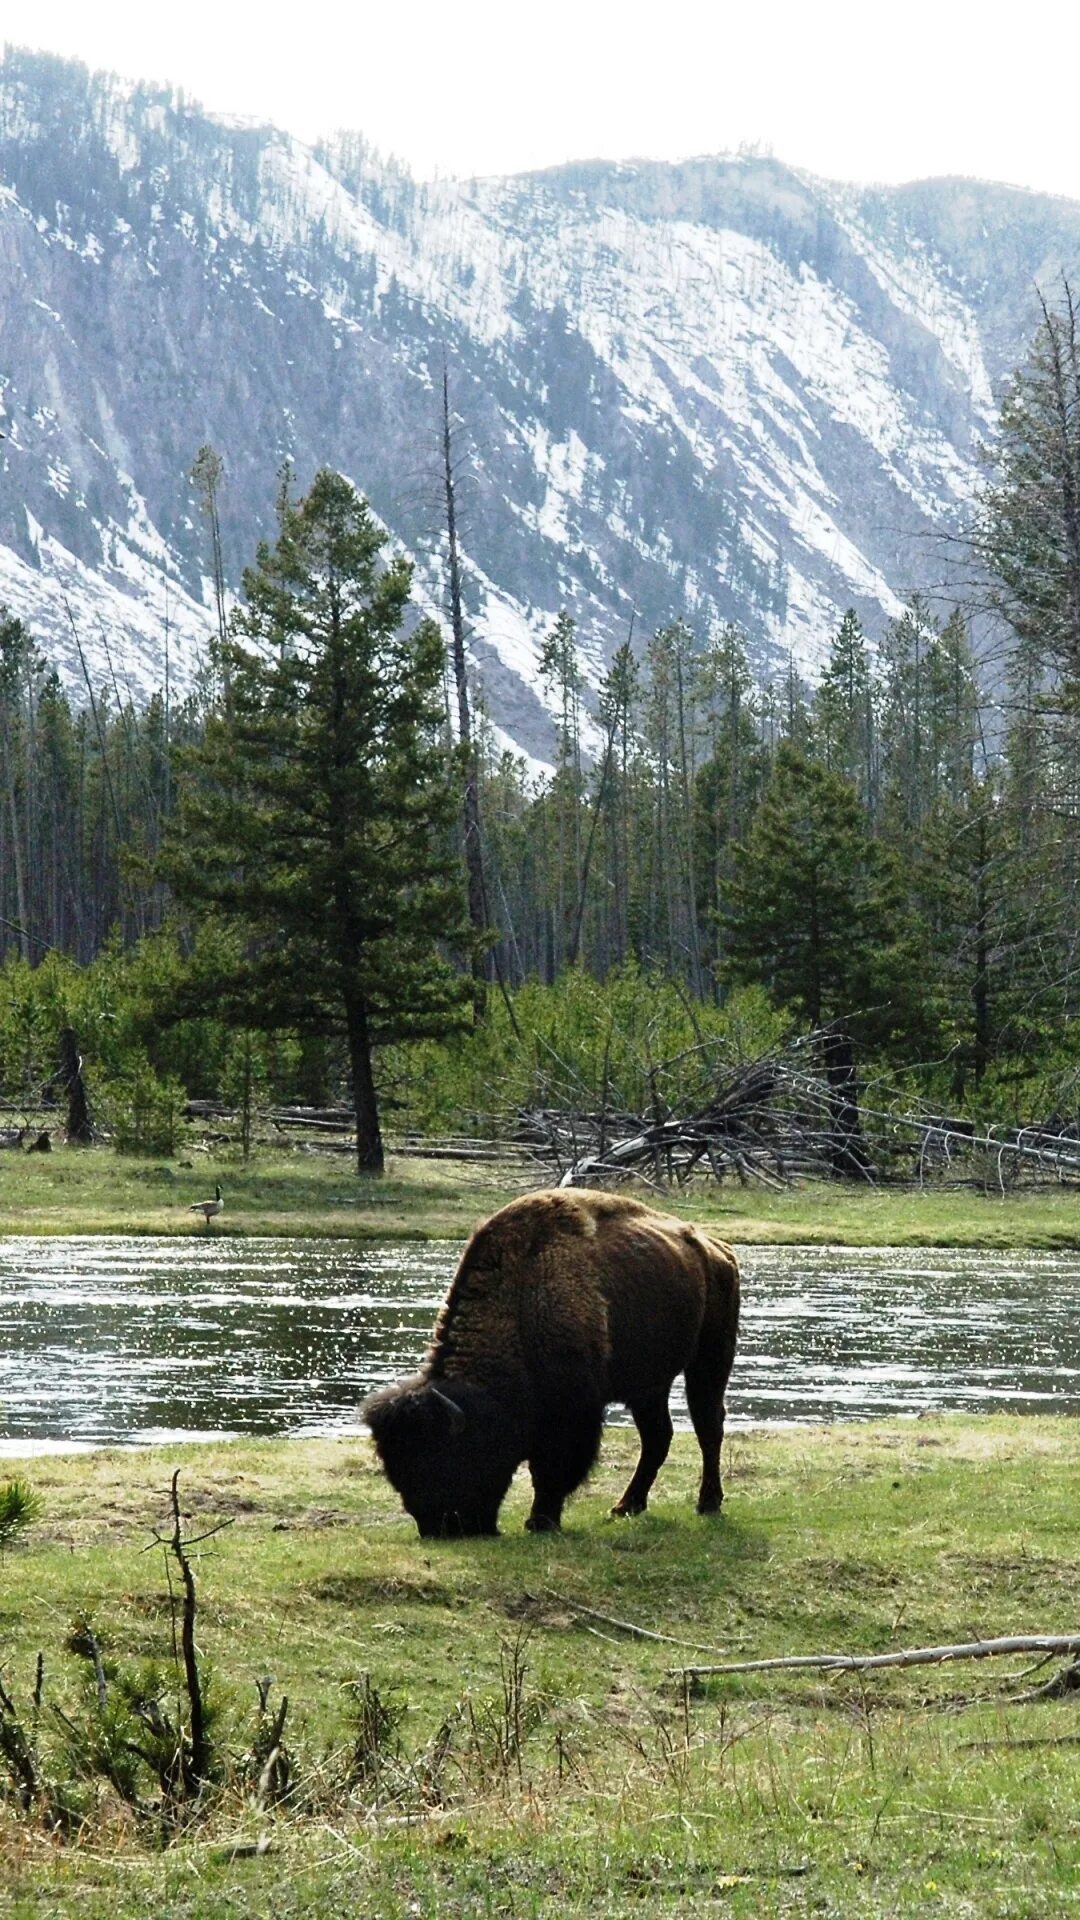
1, 48, 1079, 760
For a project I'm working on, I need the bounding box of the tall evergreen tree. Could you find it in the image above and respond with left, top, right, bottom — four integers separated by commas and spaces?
721, 745, 930, 1050
595, 639, 641, 971
161, 468, 471, 1173
877, 597, 948, 837
813, 609, 876, 809
976, 280, 1080, 690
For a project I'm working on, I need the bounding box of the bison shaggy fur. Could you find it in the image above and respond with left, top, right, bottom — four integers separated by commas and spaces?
363, 1188, 740, 1537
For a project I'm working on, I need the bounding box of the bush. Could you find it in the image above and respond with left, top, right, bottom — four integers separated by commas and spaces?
101, 1060, 187, 1156
381, 966, 793, 1136
0, 1480, 41, 1549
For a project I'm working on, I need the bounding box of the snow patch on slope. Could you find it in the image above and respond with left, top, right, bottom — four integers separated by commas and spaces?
0, 524, 210, 698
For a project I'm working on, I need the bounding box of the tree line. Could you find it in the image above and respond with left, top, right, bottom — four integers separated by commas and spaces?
2, 284, 1079, 1170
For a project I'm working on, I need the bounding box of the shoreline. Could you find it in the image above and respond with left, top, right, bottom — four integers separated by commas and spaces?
0, 1409, 912, 1462
3, 1145, 1080, 1247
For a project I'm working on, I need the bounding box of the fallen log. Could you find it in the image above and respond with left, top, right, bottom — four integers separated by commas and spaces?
674, 1633, 1080, 1680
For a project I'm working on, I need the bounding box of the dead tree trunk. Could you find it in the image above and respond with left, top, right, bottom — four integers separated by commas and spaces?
442, 363, 488, 1019
58, 1027, 93, 1145
821, 1022, 872, 1180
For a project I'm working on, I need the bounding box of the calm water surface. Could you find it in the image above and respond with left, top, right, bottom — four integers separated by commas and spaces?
2, 1237, 1080, 1454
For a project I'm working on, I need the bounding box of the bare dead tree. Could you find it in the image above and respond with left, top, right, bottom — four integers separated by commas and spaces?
441, 361, 488, 1018
565, 629, 632, 969
58, 1027, 93, 1145
191, 445, 229, 661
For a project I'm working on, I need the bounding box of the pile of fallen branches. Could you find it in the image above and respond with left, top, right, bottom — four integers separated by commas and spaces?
522, 1026, 875, 1189
500, 1028, 1080, 1192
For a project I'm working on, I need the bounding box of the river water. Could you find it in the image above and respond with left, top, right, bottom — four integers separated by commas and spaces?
1, 1237, 1079, 1454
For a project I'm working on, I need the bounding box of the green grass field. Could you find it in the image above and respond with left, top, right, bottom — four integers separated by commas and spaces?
4, 1142, 1080, 1247
2, 1419, 1079, 1916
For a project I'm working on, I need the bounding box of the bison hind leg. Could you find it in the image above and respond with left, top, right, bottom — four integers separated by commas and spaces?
525, 1398, 604, 1533
684, 1353, 731, 1515
611, 1393, 674, 1517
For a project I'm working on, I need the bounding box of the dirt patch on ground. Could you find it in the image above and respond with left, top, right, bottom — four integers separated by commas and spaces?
800, 1555, 904, 1593
308, 1571, 459, 1607
931, 1426, 1073, 1461
940, 1550, 1080, 1603
270, 1506, 355, 1532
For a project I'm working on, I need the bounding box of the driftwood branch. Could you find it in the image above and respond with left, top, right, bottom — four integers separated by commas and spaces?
675, 1633, 1080, 1680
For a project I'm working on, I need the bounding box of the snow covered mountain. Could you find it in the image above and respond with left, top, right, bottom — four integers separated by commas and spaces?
2, 48, 1080, 760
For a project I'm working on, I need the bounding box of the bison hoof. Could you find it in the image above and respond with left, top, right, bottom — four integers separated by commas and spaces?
525, 1513, 561, 1533
610, 1499, 645, 1518
696, 1493, 723, 1515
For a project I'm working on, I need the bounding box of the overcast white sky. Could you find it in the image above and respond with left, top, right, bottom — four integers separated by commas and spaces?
10, 0, 1080, 198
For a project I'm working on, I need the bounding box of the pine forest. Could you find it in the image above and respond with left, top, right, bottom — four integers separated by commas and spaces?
2, 285, 1080, 1182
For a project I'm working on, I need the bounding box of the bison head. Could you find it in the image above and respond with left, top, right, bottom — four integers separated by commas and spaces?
363, 1375, 523, 1537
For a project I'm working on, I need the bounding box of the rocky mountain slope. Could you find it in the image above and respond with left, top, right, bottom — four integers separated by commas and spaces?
2, 48, 1079, 760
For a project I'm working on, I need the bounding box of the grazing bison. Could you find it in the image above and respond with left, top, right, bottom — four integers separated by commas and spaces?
364, 1189, 740, 1537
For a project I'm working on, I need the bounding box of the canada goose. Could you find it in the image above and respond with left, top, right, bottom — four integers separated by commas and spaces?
190, 1183, 223, 1228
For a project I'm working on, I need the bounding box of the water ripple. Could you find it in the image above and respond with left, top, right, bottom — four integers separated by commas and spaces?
1, 1237, 1079, 1452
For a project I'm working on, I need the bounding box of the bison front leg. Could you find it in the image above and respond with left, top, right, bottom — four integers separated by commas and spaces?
525, 1401, 604, 1532
612, 1394, 673, 1516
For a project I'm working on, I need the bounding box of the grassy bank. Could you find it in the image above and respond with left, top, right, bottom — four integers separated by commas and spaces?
4, 1143, 1080, 1247
1, 1420, 1079, 1916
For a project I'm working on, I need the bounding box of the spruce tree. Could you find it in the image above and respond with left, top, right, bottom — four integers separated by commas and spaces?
161, 468, 471, 1174
813, 609, 875, 808
721, 745, 934, 1051
976, 280, 1080, 688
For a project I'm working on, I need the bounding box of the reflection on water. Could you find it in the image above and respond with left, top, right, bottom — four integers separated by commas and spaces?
2, 1237, 1080, 1453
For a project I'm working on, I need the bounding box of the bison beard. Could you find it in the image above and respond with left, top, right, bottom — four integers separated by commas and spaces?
364, 1189, 740, 1538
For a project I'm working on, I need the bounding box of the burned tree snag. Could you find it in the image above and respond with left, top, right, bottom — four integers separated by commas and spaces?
58, 1027, 93, 1145
442, 363, 488, 1018
821, 1022, 873, 1180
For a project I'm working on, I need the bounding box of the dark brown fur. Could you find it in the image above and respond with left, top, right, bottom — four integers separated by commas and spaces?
364, 1189, 740, 1537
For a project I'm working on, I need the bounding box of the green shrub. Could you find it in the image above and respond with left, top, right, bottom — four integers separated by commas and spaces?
0, 1479, 41, 1548
101, 1060, 187, 1156
381, 967, 793, 1136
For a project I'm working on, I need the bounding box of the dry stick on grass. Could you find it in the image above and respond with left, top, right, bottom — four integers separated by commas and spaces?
1010, 1659, 1080, 1704
254, 1691, 291, 1809
961, 1735, 1080, 1752
673, 1632, 1080, 1681
540, 1588, 731, 1659
0, 1672, 41, 1812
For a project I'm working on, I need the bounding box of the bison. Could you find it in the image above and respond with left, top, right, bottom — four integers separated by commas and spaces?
363, 1188, 740, 1537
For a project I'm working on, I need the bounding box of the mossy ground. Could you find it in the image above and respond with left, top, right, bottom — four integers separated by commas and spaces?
2, 1419, 1079, 1915
4, 1143, 1080, 1247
